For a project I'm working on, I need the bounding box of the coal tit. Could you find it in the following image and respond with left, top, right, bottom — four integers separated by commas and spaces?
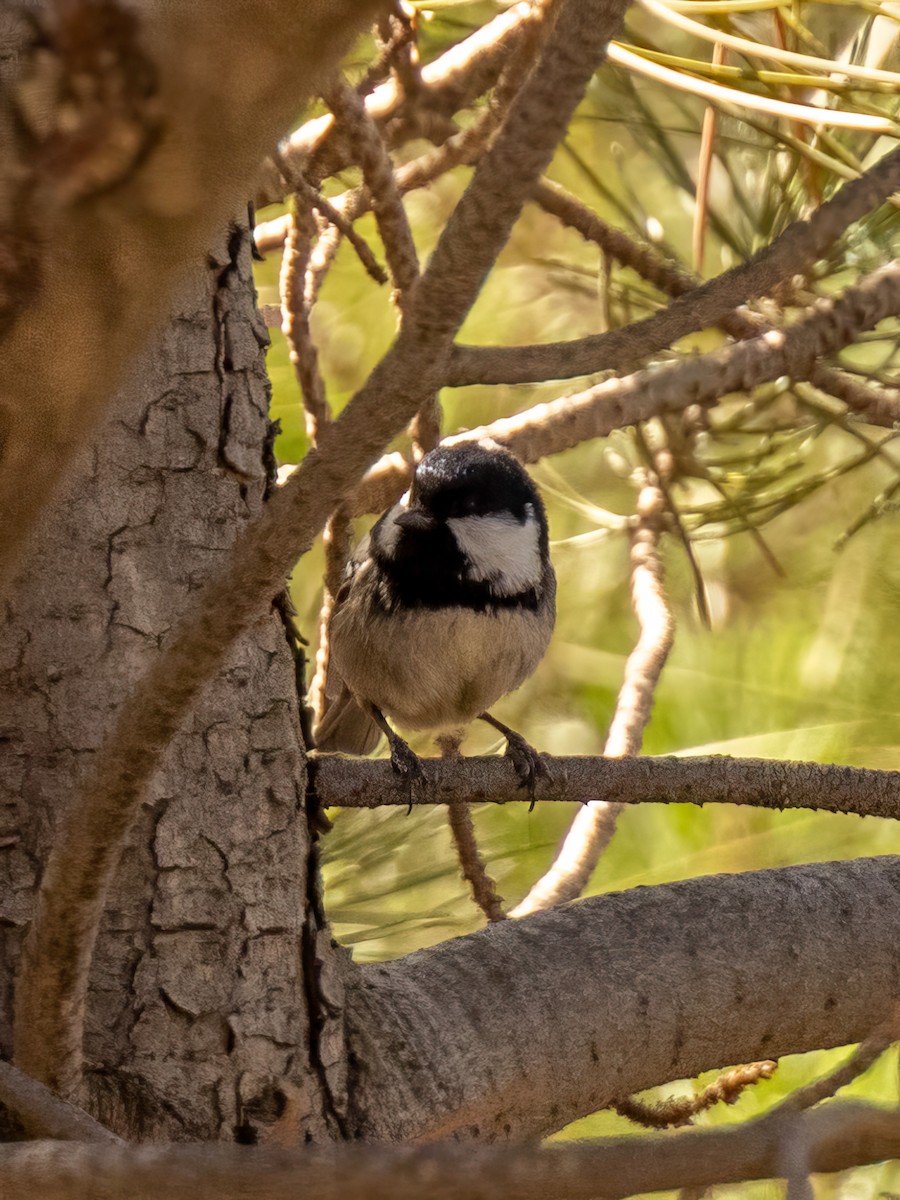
314, 442, 556, 799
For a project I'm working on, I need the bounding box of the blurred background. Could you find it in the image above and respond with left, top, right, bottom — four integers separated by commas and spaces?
255, 2, 900, 1192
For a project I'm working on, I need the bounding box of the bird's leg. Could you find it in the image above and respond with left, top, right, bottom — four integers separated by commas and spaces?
479, 712, 549, 812
369, 705, 427, 814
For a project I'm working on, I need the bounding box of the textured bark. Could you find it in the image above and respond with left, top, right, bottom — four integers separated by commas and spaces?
0, 0, 383, 590
345, 857, 900, 1142
0, 218, 334, 1140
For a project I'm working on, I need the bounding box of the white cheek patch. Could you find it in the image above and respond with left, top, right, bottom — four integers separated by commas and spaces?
447, 507, 542, 595
372, 496, 410, 560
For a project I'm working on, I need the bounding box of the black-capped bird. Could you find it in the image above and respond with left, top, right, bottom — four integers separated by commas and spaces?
314, 442, 556, 801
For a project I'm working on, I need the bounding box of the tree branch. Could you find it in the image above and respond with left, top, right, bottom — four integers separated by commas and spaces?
445, 144, 900, 386
347, 258, 900, 520
256, 0, 544, 208
313, 753, 900, 817
0, 1061, 122, 1144
443, 259, 900, 461
345, 857, 900, 1141
533, 177, 900, 430
2, 1103, 899, 1199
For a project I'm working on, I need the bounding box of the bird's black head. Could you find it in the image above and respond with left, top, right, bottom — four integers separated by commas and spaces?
411, 443, 544, 529
369, 443, 551, 612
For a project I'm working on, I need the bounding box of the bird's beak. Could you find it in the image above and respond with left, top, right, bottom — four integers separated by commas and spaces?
395, 505, 436, 532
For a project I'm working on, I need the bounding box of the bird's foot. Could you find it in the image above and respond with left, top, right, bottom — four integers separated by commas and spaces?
369, 705, 428, 814
480, 712, 549, 812
387, 733, 428, 815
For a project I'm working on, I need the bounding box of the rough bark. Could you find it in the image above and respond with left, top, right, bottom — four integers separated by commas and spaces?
344, 857, 900, 1142
0, 0, 383, 590
0, 218, 333, 1141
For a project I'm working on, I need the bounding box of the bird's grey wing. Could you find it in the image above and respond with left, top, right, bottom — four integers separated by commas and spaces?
313, 672, 381, 755
312, 536, 381, 756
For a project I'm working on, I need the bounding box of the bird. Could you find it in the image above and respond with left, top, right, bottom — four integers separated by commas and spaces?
313, 440, 556, 805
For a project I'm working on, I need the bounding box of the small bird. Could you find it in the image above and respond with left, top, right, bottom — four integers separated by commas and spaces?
314, 441, 556, 802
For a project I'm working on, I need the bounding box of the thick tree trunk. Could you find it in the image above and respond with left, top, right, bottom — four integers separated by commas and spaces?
0, 218, 341, 1142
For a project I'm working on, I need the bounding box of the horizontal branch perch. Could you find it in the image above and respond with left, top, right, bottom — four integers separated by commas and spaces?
2, 1104, 899, 1199
312, 753, 900, 818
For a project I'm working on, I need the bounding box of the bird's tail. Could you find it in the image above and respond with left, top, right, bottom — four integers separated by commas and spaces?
313, 677, 381, 755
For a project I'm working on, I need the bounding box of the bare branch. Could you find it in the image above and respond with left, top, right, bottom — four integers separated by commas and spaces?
323, 78, 419, 307
443, 260, 900, 461
776, 1007, 900, 1115
446, 145, 900, 386
258, 1, 545, 208
0, 1061, 122, 1144
279, 195, 331, 437
348, 260, 900, 520
2, 1104, 899, 1199
511, 477, 674, 917
254, 103, 512, 260
313, 753, 900, 817
534, 178, 900, 429
810, 364, 900, 430
614, 1060, 777, 1129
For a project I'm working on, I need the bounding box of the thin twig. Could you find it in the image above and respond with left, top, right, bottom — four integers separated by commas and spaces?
615, 1061, 777, 1130
279, 195, 331, 438
324, 77, 419, 308
775, 1007, 900, 1116
258, 1, 544, 208
310, 506, 353, 729
439, 732, 506, 924
692, 41, 725, 273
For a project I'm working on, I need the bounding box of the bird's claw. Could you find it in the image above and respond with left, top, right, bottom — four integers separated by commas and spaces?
388, 736, 428, 814
503, 731, 550, 812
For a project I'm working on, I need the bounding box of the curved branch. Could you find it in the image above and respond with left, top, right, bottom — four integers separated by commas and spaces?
2, 1103, 899, 1198
445, 144, 900, 386
345, 857, 900, 1141
313, 753, 900, 817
